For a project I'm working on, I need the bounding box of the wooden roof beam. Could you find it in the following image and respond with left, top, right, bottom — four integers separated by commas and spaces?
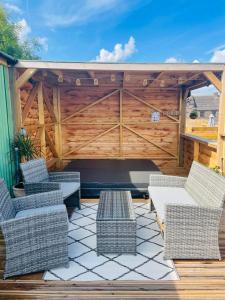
86, 71, 99, 85
203, 71, 222, 92
122, 71, 126, 88
148, 72, 163, 87
188, 80, 210, 91
16, 61, 225, 71
15, 68, 37, 89
175, 73, 202, 87
49, 70, 64, 82
87, 71, 95, 79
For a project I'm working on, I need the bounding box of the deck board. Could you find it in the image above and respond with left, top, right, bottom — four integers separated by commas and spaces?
1, 195, 225, 299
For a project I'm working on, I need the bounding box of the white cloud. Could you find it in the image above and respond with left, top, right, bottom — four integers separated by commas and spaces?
208, 44, 225, 54
210, 47, 225, 62
36, 37, 48, 52
4, 2, 22, 14
43, 0, 122, 27
165, 57, 200, 63
95, 36, 136, 62
191, 85, 218, 96
16, 19, 31, 43
165, 57, 180, 63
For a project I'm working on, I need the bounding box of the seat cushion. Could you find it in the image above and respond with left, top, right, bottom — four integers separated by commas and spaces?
148, 187, 198, 223
60, 182, 80, 199
15, 204, 66, 218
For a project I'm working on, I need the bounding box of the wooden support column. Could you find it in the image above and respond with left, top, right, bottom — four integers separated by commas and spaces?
53, 86, 62, 168
178, 87, 188, 166
217, 70, 225, 173
15, 74, 22, 131
193, 141, 200, 161
37, 82, 46, 158
119, 89, 123, 157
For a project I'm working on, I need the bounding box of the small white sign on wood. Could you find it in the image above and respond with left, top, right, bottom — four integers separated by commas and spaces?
151, 111, 160, 122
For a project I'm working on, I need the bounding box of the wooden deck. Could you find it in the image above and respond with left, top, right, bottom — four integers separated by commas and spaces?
1, 199, 225, 299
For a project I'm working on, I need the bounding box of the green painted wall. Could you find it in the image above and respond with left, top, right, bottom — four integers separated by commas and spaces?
0, 65, 15, 190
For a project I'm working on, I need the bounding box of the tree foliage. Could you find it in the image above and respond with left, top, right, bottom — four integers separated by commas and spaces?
0, 6, 40, 59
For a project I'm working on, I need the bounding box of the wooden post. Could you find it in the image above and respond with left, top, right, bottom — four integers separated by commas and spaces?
178, 87, 188, 166
193, 141, 200, 161
37, 82, 46, 158
14, 70, 22, 131
53, 86, 62, 168
119, 89, 123, 157
9, 69, 21, 132
217, 70, 225, 172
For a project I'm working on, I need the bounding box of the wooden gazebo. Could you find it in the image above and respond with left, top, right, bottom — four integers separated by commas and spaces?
13, 61, 225, 173
1, 57, 225, 300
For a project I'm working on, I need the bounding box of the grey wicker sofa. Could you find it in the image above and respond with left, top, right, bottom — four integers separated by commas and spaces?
20, 158, 81, 209
148, 161, 225, 260
0, 179, 68, 278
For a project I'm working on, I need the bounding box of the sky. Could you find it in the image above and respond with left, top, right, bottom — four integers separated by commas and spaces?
2, 0, 225, 63
1, 0, 225, 95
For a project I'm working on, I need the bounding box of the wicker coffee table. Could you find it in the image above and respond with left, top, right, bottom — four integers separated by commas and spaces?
96, 191, 136, 255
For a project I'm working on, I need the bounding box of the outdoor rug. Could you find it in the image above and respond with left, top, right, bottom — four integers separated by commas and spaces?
43, 202, 179, 281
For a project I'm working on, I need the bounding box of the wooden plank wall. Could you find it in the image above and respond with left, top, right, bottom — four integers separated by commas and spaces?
60, 87, 180, 170
184, 137, 217, 172
20, 82, 56, 161
19, 79, 182, 172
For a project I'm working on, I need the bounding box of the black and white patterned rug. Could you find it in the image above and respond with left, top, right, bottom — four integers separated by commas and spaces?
43, 202, 179, 281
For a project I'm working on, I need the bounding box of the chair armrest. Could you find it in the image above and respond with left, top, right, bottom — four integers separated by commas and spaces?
0, 207, 68, 257
165, 204, 222, 227
149, 175, 187, 187
24, 182, 60, 195
49, 172, 80, 183
12, 190, 64, 211
164, 204, 222, 259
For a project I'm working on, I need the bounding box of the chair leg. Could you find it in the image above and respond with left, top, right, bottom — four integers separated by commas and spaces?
64, 190, 81, 209
149, 198, 154, 211
78, 189, 81, 209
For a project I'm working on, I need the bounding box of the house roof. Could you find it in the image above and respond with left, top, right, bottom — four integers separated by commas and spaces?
188, 95, 219, 111
195, 95, 219, 111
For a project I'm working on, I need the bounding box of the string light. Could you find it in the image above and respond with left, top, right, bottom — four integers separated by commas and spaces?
143, 79, 148, 86
94, 78, 98, 86
125, 75, 130, 81
160, 80, 165, 87
111, 74, 116, 82
75, 78, 81, 86
178, 77, 184, 85
58, 75, 63, 83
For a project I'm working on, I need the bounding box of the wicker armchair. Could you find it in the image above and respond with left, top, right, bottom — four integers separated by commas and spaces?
20, 158, 81, 209
0, 179, 68, 278
148, 161, 225, 260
